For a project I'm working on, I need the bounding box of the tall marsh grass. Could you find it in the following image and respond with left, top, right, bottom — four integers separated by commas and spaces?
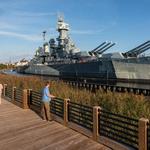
0, 74, 150, 119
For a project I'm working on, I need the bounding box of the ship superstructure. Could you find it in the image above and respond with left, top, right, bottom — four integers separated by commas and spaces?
34, 16, 80, 63
16, 16, 150, 83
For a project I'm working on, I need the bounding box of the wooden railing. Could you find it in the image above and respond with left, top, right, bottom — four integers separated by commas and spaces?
29, 90, 41, 112
51, 98, 64, 119
28, 90, 64, 118
148, 123, 150, 150
14, 88, 23, 104
99, 109, 139, 149
5, 86, 12, 99
68, 102, 93, 131
2, 84, 150, 150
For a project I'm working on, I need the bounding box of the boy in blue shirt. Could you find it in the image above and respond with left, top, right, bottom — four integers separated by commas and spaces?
41, 82, 55, 121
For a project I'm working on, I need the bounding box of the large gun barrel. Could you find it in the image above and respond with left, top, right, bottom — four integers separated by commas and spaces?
136, 44, 150, 55
97, 43, 116, 54
124, 41, 150, 57
131, 41, 150, 53
90, 42, 107, 53
126, 41, 150, 54
95, 42, 111, 54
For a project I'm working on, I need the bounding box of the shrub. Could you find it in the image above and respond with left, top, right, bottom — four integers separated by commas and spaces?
0, 74, 149, 119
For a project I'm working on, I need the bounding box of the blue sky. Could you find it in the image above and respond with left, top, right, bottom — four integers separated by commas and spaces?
0, 0, 150, 62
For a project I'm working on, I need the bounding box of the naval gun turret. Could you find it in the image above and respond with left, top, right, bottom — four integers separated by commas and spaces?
89, 41, 116, 57
95, 42, 116, 54
123, 41, 150, 58
89, 42, 107, 55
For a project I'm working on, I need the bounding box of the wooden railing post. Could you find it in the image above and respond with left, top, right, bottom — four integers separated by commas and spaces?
22, 89, 29, 109
12, 86, 16, 103
138, 118, 149, 150
63, 98, 70, 126
27, 89, 32, 108
3, 84, 7, 97
93, 106, 101, 141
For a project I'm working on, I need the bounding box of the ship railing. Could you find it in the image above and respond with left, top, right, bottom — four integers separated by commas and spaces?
2, 84, 150, 150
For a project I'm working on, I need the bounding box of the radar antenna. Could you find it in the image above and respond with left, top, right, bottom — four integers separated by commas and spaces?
42, 31, 47, 41
57, 12, 64, 22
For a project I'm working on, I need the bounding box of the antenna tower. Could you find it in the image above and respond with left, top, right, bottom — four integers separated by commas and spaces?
42, 31, 47, 41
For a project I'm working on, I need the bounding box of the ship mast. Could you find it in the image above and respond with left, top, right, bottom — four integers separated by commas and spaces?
57, 14, 69, 49
42, 30, 47, 42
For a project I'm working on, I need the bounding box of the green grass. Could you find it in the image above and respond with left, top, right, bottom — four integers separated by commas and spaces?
0, 74, 150, 119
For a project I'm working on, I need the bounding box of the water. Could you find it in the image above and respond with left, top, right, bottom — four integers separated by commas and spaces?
2, 70, 150, 90
1, 70, 59, 81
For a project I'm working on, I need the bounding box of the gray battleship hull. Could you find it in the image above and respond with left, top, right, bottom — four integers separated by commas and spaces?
24, 64, 59, 76
16, 65, 29, 74
112, 60, 150, 81
17, 57, 150, 83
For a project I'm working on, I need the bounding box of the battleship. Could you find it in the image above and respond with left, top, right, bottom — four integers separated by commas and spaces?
16, 16, 150, 83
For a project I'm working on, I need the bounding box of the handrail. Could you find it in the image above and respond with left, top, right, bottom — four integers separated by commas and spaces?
147, 123, 150, 150
99, 109, 139, 149
3, 84, 150, 150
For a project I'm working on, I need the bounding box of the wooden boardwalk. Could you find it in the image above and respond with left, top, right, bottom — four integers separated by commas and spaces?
0, 98, 111, 150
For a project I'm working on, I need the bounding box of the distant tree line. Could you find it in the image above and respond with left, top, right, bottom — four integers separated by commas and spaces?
0, 64, 7, 70
0, 64, 14, 70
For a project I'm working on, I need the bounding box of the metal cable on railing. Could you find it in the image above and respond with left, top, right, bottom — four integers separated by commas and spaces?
147, 123, 150, 150
5, 86, 12, 99
14, 88, 23, 103
50, 98, 64, 118
68, 101, 93, 131
29, 90, 42, 112
29, 91, 64, 118
99, 109, 139, 149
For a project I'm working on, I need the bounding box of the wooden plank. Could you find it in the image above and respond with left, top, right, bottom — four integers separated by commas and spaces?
0, 98, 111, 150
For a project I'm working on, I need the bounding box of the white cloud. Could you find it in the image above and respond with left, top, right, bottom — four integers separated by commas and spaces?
0, 22, 17, 30
0, 30, 41, 41
71, 29, 105, 35
14, 11, 56, 17
71, 21, 117, 35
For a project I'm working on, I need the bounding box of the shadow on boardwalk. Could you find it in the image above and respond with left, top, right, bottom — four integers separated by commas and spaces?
0, 98, 111, 150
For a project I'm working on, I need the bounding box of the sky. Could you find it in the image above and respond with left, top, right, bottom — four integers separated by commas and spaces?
0, 0, 150, 63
